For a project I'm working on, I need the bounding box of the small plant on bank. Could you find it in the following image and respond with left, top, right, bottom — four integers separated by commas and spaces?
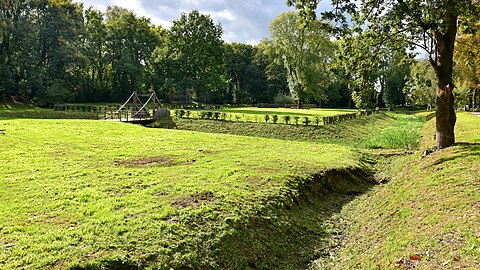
185, 110, 191, 118
213, 112, 220, 120
206, 111, 213, 119
314, 117, 320, 126
221, 112, 227, 120
265, 114, 270, 123
235, 115, 241, 122
302, 117, 311, 126
272, 115, 278, 124
283, 115, 291, 125
293, 116, 299, 125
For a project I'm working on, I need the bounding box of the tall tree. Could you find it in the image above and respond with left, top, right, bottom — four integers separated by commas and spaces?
254, 39, 289, 103
455, 22, 480, 109
406, 59, 437, 107
105, 6, 161, 100
166, 10, 225, 105
270, 11, 334, 107
287, 0, 480, 148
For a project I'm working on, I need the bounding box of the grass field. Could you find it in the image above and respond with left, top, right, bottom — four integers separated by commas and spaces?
311, 112, 480, 269
0, 117, 365, 269
0, 104, 443, 269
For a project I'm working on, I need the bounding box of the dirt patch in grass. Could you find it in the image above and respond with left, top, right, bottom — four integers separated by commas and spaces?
115, 156, 178, 168
172, 191, 215, 209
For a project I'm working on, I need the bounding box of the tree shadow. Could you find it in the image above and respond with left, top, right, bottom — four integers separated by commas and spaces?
432, 142, 480, 166
214, 168, 377, 270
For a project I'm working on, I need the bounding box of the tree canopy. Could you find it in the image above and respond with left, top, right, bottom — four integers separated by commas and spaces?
287, 0, 480, 148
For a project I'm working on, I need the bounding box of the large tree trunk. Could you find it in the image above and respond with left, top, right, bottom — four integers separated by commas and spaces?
431, 13, 458, 148
473, 88, 478, 110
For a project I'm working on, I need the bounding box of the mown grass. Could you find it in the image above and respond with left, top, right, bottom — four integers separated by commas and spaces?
0, 118, 366, 269
311, 112, 480, 269
0, 103, 96, 119
200, 107, 357, 117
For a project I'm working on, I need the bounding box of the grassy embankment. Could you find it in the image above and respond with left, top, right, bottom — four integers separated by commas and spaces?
311, 112, 480, 269
0, 116, 371, 269
166, 112, 426, 149
0, 105, 430, 269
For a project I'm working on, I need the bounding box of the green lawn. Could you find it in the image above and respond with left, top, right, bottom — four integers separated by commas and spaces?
0, 118, 362, 269
216, 107, 357, 117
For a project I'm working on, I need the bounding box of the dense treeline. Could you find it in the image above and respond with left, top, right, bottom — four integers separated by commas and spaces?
0, 1, 353, 107
2, 0, 475, 109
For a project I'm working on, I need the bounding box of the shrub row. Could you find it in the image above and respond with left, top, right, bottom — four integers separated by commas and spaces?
322, 111, 373, 125
54, 104, 108, 112
163, 104, 224, 110
173, 110, 375, 126
257, 103, 318, 109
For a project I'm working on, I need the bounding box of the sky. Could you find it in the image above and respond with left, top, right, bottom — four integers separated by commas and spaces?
75, 0, 332, 45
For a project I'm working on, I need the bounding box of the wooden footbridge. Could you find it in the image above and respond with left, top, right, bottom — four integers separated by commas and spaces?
102, 91, 170, 124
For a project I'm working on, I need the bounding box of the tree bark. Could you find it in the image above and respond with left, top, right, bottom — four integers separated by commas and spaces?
473, 88, 478, 110
431, 13, 458, 148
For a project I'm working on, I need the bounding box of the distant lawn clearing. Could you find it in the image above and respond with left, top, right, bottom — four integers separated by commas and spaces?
215, 107, 357, 117
0, 118, 362, 269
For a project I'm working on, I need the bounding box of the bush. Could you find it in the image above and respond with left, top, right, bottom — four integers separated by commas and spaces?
274, 92, 295, 105
283, 115, 291, 125
302, 117, 311, 126
235, 115, 241, 122
314, 117, 320, 126
206, 111, 213, 119
213, 112, 220, 120
258, 103, 279, 108
272, 115, 278, 124
293, 116, 299, 125
264, 114, 270, 123
186, 110, 191, 118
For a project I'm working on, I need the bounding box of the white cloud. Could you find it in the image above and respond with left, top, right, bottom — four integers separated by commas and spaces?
75, 0, 334, 44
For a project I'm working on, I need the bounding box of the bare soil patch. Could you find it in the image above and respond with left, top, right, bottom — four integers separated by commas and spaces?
172, 191, 215, 209
115, 156, 178, 168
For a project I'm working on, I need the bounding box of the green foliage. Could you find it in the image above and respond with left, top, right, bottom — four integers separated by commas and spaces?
162, 10, 225, 105
360, 114, 424, 149
264, 114, 270, 123
270, 11, 335, 106
274, 92, 295, 105
272, 115, 279, 124
406, 59, 437, 106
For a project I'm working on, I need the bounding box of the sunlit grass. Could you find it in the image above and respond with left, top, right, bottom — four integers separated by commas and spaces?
0, 118, 361, 269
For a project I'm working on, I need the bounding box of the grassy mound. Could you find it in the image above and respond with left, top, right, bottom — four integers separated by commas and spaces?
0, 118, 371, 269
311, 112, 480, 269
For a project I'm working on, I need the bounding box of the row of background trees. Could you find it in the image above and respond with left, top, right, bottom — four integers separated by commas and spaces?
0, 0, 478, 110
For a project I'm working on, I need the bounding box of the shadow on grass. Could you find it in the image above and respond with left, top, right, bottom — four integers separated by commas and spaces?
212, 169, 376, 270
68, 169, 376, 270
432, 143, 480, 166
